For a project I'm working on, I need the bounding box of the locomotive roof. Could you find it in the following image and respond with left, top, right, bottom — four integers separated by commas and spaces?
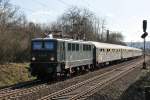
32, 38, 93, 44
32, 38, 141, 51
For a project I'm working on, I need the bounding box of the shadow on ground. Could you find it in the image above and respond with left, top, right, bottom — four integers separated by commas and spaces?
120, 70, 150, 100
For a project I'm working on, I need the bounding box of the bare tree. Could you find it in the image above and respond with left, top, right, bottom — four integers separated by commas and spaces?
0, 1, 126, 63
0, 0, 31, 63
53, 6, 96, 40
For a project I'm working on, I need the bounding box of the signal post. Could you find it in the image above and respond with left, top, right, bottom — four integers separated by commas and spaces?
141, 20, 148, 69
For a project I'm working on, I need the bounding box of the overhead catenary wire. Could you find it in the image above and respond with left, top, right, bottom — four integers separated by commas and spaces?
58, 0, 70, 7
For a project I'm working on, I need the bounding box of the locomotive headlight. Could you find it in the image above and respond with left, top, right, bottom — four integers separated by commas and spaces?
50, 57, 54, 61
32, 57, 36, 61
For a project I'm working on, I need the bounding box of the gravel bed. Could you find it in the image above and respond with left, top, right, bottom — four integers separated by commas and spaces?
17, 59, 139, 100
88, 61, 150, 100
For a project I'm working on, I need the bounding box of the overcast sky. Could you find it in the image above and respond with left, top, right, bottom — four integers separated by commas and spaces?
11, 0, 150, 42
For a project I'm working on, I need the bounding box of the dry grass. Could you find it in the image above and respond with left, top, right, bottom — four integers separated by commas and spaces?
0, 63, 34, 88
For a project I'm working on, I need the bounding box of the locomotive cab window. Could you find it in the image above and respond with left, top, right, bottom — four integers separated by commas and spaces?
44, 41, 54, 50
32, 41, 42, 50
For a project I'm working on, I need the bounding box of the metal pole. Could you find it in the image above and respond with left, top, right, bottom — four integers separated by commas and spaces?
144, 38, 145, 62
143, 37, 146, 69
61, 25, 63, 38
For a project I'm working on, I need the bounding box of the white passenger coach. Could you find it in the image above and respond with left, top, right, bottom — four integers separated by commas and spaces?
92, 41, 142, 64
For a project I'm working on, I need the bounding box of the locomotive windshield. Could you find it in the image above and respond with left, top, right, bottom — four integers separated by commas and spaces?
32, 41, 42, 50
32, 41, 54, 50
44, 41, 54, 50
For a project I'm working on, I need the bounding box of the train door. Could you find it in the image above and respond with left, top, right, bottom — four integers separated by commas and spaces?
121, 49, 123, 59
93, 46, 96, 66
59, 42, 65, 61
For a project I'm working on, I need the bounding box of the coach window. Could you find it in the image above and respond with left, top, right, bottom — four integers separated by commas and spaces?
89, 45, 91, 51
83, 45, 86, 51
68, 43, 71, 51
107, 49, 109, 52
86, 45, 89, 51
88, 45, 91, 51
88, 45, 90, 51
76, 44, 79, 51
72, 43, 75, 51
87, 45, 89, 51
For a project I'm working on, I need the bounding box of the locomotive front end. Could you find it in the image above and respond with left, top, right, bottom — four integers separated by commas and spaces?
30, 39, 58, 79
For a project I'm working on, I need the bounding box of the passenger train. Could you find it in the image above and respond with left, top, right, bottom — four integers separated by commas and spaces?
30, 37, 142, 79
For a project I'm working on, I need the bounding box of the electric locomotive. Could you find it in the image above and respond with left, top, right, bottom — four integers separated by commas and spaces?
30, 37, 94, 79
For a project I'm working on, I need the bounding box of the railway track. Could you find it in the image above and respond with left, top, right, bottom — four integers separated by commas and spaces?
39, 59, 145, 100
0, 58, 144, 100
0, 79, 40, 94
0, 80, 44, 99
